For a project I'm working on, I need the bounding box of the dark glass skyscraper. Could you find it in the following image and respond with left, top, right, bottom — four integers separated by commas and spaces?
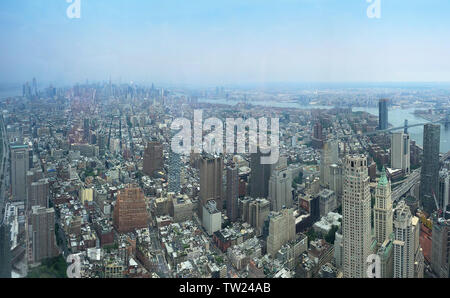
226, 165, 239, 222
249, 150, 272, 199
0, 224, 12, 278
378, 98, 389, 130
420, 124, 441, 215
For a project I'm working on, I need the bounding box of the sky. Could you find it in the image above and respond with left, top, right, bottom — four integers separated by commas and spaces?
1, 0, 450, 87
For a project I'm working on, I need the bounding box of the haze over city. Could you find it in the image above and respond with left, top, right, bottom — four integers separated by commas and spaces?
1, 0, 450, 86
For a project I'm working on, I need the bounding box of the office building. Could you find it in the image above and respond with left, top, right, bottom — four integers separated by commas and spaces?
374, 168, 393, 246
199, 156, 223, 217
113, 187, 149, 233
420, 124, 441, 215
30, 206, 59, 264
0, 224, 12, 278
393, 201, 419, 278
267, 208, 295, 257
226, 165, 239, 222
11, 144, 29, 202
320, 140, 339, 187
168, 150, 182, 194
202, 200, 222, 236
378, 98, 389, 130
390, 132, 410, 174
342, 155, 372, 278
28, 179, 50, 209
431, 214, 450, 278
249, 150, 272, 199
143, 141, 163, 177
268, 161, 292, 212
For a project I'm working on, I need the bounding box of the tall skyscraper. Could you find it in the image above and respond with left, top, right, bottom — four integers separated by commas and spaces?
342, 155, 372, 278
393, 200, 418, 278
226, 165, 239, 222
199, 156, 223, 217
143, 141, 164, 177
320, 140, 339, 187
28, 179, 49, 210
29, 206, 59, 264
113, 187, 149, 233
268, 159, 292, 212
249, 150, 272, 199
168, 150, 182, 194
438, 169, 450, 212
0, 224, 12, 278
374, 168, 393, 246
378, 98, 389, 130
420, 124, 441, 215
390, 132, 410, 174
11, 144, 29, 202
266, 208, 295, 256
431, 214, 450, 278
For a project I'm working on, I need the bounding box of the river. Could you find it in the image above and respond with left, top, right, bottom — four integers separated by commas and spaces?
198, 98, 449, 153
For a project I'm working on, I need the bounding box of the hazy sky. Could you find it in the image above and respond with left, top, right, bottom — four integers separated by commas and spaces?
1, 0, 450, 86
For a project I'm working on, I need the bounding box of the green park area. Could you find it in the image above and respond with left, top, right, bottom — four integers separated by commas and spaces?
27, 255, 68, 278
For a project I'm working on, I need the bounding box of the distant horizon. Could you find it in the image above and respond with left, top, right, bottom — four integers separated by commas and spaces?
2, 1, 450, 85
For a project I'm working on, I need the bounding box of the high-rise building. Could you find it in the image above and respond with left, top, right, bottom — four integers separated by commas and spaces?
390, 132, 410, 174
113, 187, 149, 233
29, 206, 59, 264
28, 179, 49, 210
377, 238, 394, 278
239, 197, 271, 236
374, 168, 393, 246
199, 156, 223, 217
329, 163, 343, 198
0, 224, 12, 278
226, 165, 239, 222
438, 169, 450, 212
202, 200, 222, 236
168, 150, 182, 194
83, 118, 90, 143
266, 208, 295, 256
378, 98, 389, 130
393, 200, 418, 278
431, 214, 450, 278
143, 141, 163, 177
320, 140, 339, 188
11, 144, 29, 202
249, 150, 272, 199
420, 124, 441, 215
342, 155, 372, 278
268, 160, 292, 212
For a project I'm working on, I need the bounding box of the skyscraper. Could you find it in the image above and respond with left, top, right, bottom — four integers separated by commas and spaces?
249, 150, 272, 199
199, 156, 223, 217
374, 168, 393, 246
28, 179, 49, 210
268, 159, 292, 212
393, 200, 418, 278
320, 140, 339, 188
378, 98, 389, 130
342, 155, 372, 278
266, 208, 295, 256
11, 144, 29, 202
0, 223, 12, 278
390, 132, 410, 174
168, 150, 182, 194
113, 187, 149, 233
143, 141, 164, 177
431, 214, 450, 278
29, 206, 59, 264
226, 165, 239, 222
420, 124, 441, 215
